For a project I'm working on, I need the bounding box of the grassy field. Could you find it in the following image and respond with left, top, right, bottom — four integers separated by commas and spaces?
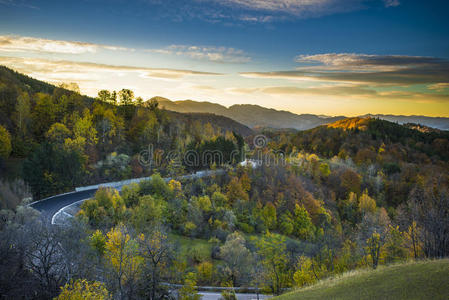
276, 259, 449, 300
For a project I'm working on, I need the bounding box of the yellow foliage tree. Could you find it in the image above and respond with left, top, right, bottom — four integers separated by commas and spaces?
104, 226, 142, 298
359, 190, 377, 214
293, 256, 317, 287
56, 279, 109, 300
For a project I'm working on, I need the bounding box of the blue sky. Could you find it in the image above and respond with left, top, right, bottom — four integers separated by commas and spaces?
1, 0, 448, 116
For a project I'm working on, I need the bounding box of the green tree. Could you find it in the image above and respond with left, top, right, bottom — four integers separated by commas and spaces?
14, 91, 31, 137
293, 204, 315, 240
261, 202, 277, 230
0, 125, 12, 159
32, 93, 56, 140
46, 123, 71, 144
220, 232, 254, 286
131, 195, 165, 231
23, 143, 85, 199
256, 232, 289, 295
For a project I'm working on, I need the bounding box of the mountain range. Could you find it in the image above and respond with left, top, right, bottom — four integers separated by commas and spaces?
154, 97, 449, 131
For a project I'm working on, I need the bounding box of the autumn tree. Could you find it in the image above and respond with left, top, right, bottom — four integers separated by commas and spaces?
57, 279, 110, 300
104, 226, 142, 299
255, 232, 290, 295
179, 272, 201, 300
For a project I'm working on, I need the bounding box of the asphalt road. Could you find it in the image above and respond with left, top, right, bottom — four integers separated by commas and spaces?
30, 189, 97, 222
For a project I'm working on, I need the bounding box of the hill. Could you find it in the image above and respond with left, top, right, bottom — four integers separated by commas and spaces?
156, 97, 449, 131
0, 66, 252, 205
288, 117, 449, 162
275, 259, 449, 300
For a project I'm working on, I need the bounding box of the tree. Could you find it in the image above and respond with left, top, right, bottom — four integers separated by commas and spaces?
23, 142, 86, 199
366, 231, 383, 269
0, 125, 11, 159
57, 279, 110, 300
132, 195, 165, 233
293, 256, 317, 287
46, 123, 71, 144
73, 109, 98, 149
119, 89, 134, 105
220, 232, 254, 286
97, 90, 114, 103
32, 93, 56, 140
137, 230, 173, 300
179, 272, 200, 300
226, 177, 249, 203
384, 225, 407, 263
359, 190, 377, 215
255, 232, 289, 295
14, 91, 31, 137
24, 221, 69, 298
293, 204, 315, 240
408, 182, 449, 258
104, 226, 142, 299
261, 202, 277, 230
79, 187, 125, 227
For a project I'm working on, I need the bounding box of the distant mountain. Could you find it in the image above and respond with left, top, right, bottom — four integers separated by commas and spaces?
155, 97, 449, 131
156, 97, 345, 130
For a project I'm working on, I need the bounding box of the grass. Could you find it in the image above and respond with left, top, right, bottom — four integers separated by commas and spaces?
168, 233, 215, 262
276, 259, 449, 300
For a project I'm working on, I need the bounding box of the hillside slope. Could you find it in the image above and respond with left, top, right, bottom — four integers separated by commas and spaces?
276, 260, 449, 300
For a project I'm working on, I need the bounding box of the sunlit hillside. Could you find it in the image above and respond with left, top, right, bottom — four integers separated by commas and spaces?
276, 260, 449, 300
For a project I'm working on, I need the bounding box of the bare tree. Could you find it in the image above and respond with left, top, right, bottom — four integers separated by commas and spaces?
409, 181, 449, 258
137, 228, 174, 300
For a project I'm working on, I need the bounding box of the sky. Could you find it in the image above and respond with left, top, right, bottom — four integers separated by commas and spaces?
0, 0, 448, 117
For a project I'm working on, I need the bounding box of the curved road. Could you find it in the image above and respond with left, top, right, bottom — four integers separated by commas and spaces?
30, 189, 98, 222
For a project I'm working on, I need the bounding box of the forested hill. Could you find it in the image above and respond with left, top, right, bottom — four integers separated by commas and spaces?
0, 66, 251, 207
284, 117, 449, 162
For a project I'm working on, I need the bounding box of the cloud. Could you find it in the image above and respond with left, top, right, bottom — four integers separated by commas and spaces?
428, 83, 449, 92
230, 84, 449, 103
0, 56, 222, 83
144, 0, 370, 23
0, 0, 38, 9
147, 45, 251, 63
383, 0, 400, 7
242, 53, 449, 86
216, 0, 359, 16
0, 35, 132, 54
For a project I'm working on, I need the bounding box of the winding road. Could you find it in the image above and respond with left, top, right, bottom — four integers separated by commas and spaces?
30, 189, 97, 222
